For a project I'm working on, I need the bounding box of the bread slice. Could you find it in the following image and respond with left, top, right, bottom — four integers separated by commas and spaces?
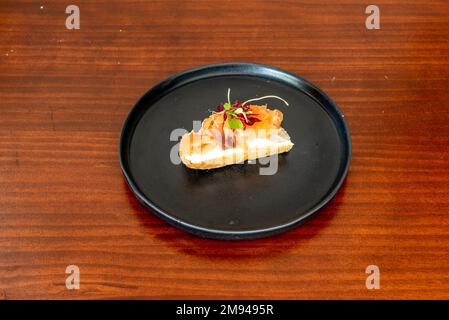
179, 105, 294, 170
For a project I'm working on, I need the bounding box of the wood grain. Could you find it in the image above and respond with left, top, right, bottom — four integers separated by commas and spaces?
1, 0, 449, 299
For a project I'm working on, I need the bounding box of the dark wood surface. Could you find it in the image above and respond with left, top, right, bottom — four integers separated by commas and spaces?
1, 0, 449, 299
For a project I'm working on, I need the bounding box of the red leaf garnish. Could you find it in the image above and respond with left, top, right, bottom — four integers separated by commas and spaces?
233, 100, 242, 108
235, 113, 261, 126
246, 117, 261, 125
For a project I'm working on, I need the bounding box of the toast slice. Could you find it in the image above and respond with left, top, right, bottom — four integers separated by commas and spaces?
179, 104, 294, 170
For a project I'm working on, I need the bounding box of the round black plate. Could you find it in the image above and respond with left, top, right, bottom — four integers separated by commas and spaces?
120, 63, 351, 240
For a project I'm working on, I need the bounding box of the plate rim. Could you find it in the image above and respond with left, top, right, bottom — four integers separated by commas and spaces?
119, 62, 352, 240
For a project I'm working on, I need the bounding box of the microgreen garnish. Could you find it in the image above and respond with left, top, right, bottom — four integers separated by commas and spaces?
228, 118, 244, 129
210, 89, 287, 129
242, 95, 289, 107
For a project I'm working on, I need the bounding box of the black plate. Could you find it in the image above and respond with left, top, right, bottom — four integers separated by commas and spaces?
120, 63, 351, 240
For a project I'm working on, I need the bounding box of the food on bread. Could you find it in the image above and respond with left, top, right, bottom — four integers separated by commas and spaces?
179, 90, 294, 170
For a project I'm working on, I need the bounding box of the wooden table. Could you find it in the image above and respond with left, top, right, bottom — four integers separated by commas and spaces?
1, 0, 449, 299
